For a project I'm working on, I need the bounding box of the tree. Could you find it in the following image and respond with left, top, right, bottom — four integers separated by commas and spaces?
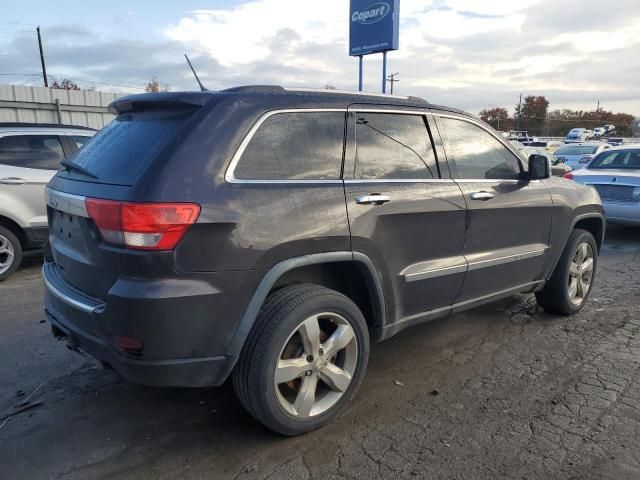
479, 107, 511, 131
322, 84, 337, 90
514, 95, 549, 135
145, 77, 171, 93
51, 78, 80, 90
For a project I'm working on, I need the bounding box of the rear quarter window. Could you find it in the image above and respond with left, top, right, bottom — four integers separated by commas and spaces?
232, 111, 345, 180
61, 108, 195, 185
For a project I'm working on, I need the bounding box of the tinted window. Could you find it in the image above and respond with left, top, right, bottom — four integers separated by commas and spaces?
0, 135, 64, 170
72, 135, 92, 150
438, 117, 521, 180
61, 108, 195, 185
234, 112, 344, 180
589, 149, 640, 170
354, 113, 437, 179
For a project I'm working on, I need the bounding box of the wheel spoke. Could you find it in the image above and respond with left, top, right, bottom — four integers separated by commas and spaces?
576, 276, 585, 298
570, 262, 580, 277
581, 257, 594, 274
322, 324, 355, 359
298, 315, 321, 356
275, 357, 309, 384
293, 375, 318, 417
320, 362, 352, 392
568, 280, 578, 300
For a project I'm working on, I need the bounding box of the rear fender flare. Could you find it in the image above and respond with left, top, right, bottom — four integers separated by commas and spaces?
225, 251, 386, 364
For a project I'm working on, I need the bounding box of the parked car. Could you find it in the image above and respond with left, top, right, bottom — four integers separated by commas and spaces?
520, 146, 572, 177
565, 128, 589, 143
566, 145, 640, 226
0, 123, 95, 280
604, 124, 616, 134
585, 129, 595, 140
43, 87, 604, 435
553, 143, 611, 170
607, 137, 624, 146
593, 127, 606, 138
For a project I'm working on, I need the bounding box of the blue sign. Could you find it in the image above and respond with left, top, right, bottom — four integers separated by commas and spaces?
349, 0, 399, 57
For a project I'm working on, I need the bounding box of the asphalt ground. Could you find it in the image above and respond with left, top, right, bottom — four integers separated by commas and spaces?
1, 225, 639, 479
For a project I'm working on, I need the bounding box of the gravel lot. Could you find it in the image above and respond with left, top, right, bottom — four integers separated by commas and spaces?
1, 226, 639, 480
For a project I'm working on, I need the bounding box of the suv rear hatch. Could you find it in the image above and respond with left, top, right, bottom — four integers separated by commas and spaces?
46, 94, 207, 301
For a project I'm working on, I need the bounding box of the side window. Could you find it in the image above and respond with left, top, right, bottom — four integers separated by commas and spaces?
233, 112, 345, 180
354, 113, 437, 179
0, 135, 65, 170
438, 117, 521, 180
72, 136, 92, 150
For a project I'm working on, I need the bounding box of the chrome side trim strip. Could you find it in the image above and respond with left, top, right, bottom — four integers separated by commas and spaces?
225, 108, 348, 184
401, 255, 467, 282
45, 188, 88, 217
400, 246, 547, 283
42, 266, 102, 314
344, 178, 455, 184
466, 245, 547, 271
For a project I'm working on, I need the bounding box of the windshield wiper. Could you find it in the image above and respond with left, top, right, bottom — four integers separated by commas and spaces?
60, 159, 98, 179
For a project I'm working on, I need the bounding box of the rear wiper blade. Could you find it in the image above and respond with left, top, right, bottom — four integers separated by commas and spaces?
60, 160, 97, 179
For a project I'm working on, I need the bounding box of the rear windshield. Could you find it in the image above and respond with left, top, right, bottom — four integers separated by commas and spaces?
555, 145, 598, 155
589, 149, 640, 170
59, 108, 194, 185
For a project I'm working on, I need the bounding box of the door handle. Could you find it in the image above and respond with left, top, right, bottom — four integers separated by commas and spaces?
469, 191, 495, 201
355, 194, 391, 205
0, 177, 27, 185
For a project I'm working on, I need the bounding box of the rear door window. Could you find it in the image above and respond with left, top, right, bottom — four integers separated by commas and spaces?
353, 112, 438, 179
60, 108, 195, 185
437, 117, 521, 180
0, 134, 65, 170
233, 111, 345, 180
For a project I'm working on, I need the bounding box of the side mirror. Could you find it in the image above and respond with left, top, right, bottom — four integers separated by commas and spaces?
528, 154, 550, 180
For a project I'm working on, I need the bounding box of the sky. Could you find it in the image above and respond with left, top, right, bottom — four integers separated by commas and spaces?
1, 0, 640, 116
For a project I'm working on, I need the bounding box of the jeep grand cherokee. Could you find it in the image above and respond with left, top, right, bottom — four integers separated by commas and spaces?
43, 86, 604, 435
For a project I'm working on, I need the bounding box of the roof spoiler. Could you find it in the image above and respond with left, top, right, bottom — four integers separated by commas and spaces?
108, 92, 213, 115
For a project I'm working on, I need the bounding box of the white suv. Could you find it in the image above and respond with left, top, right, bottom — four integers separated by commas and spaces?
0, 123, 95, 280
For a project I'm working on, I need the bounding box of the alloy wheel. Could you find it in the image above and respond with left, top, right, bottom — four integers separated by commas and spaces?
0, 234, 15, 276
568, 242, 594, 306
274, 312, 358, 418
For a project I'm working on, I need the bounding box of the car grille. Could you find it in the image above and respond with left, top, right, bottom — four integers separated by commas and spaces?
590, 184, 638, 202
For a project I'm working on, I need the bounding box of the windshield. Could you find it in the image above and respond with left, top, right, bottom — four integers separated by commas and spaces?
555, 145, 598, 155
589, 149, 640, 169
58, 107, 196, 185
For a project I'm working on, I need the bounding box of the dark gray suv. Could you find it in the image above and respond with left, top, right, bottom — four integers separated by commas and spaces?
43, 87, 604, 435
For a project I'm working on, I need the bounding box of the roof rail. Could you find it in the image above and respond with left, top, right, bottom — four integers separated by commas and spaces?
220, 85, 286, 93
0, 122, 96, 131
285, 87, 429, 104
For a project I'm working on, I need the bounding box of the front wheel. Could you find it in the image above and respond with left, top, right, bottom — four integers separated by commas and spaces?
232, 284, 370, 435
536, 229, 598, 315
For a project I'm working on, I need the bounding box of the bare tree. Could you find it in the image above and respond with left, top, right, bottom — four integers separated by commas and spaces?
322, 83, 337, 90
145, 77, 171, 93
51, 78, 81, 90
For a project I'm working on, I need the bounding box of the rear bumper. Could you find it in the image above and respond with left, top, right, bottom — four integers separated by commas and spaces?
603, 201, 640, 226
46, 305, 233, 387
42, 262, 250, 387
24, 226, 48, 249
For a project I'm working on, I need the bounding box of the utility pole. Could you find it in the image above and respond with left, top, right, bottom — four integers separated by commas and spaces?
386, 72, 399, 94
516, 92, 523, 130
37, 26, 48, 87
596, 99, 600, 112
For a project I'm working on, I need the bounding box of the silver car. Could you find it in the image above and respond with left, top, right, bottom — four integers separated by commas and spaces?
554, 142, 611, 170
0, 123, 95, 279
569, 145, 640, 226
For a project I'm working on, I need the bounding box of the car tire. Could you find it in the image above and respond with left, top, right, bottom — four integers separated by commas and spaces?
0, 226, 22, 281
536, 229, 598, 315
232, 283, 370, 436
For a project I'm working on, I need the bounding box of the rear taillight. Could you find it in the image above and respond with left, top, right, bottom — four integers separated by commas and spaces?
85, 199, 200, 251
563, 172, 574, 180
